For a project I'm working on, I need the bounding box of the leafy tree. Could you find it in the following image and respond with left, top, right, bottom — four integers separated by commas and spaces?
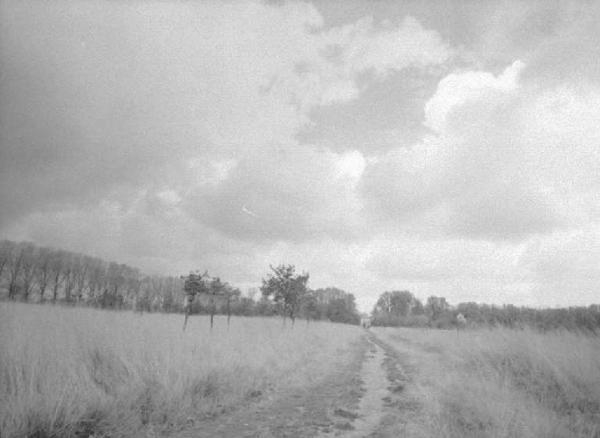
261, 264, 309, 326
371, 291, 423, 326
412, 299, 425, 315
19, 244, 37, 301
7, 243, 25, 300
181, 270, 209, 330
235, 295, 257, 316
326, 296, 360, 324
34, 247, 52, 301
425, 296, 450, 326
374, 291, 419, 316
256, 296, 277, 316
299, 289, 320, 324
312, 287, 360, 323
181, 272, 234, 330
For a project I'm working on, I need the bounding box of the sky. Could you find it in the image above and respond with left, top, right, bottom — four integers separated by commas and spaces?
2, 0, 600, 312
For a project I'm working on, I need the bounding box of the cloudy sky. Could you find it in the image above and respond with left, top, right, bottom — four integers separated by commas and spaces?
2, 0, 600, 311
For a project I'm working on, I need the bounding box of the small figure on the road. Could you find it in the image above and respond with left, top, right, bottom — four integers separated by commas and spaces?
456, 313, 467, 336
183, 294, 194, 331
361, 317, 372, 329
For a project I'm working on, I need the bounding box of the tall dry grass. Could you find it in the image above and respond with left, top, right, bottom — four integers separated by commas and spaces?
0, 303, 361, 437
374, 326, 600, 438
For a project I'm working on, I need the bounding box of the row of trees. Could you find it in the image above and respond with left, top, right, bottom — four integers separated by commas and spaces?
0, 240, 144, 306
180, 264, 360, 329
260, 265, 360, 325
370, 291, 449, 327
8, 239, 598, 332
371, 290, 600, 332
453, 302, 600, 332
182, 271, 241, 330
0, 240, 361, 325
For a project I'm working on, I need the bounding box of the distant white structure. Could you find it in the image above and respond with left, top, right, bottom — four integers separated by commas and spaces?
361, 317, 372, 328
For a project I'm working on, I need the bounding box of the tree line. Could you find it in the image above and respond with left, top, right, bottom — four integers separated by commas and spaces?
0, 240, 360, 325
5, 240, 598, 332
371, 290, 600, 332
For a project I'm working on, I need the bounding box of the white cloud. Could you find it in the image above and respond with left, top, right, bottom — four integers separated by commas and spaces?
362, 60, 600, 242
424, 60, 524, 132
333, 150, 366, 182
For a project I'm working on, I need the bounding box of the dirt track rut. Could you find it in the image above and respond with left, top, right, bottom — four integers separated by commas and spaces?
171, 332, 419, 438
320, 336, 388, 437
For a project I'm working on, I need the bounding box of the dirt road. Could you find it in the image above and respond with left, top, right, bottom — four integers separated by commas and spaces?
318, 336, 388, 438
172, 331, 420, 438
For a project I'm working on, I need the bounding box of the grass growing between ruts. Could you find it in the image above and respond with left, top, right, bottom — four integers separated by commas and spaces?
374, 326, 600, 438
0, 303, 361, 437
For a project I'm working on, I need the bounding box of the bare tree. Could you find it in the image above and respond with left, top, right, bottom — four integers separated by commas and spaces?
86, 258, 107, 305
7, 244, 25, 300
20, 244, 37, 301
103, 262, 127, 308
35, 247, 52, 301
73, 255, 90, 303
49, 251, 65, 303
61, 254, 77, 303
124, 266, 141, 309
0, 240, 14, 283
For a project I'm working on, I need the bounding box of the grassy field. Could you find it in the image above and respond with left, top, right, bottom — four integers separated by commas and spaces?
0, 303, 362, 438
373, 326, 600, 438
4, 303, 600, 438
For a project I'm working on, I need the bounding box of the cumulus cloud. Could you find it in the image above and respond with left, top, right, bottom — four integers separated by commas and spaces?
362, 60, 600, 241
3, 0, 600, 310
424, 60, 524, 133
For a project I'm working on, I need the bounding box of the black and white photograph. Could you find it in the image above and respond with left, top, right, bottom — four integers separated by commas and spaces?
1, 0, 600, 436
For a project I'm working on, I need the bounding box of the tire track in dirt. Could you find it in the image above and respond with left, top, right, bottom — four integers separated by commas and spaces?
171, 337, 368, 438
323, 332, 424, 438
170, 332, 422, 438
368, 334, 426, 438
319, 337, 388, 437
